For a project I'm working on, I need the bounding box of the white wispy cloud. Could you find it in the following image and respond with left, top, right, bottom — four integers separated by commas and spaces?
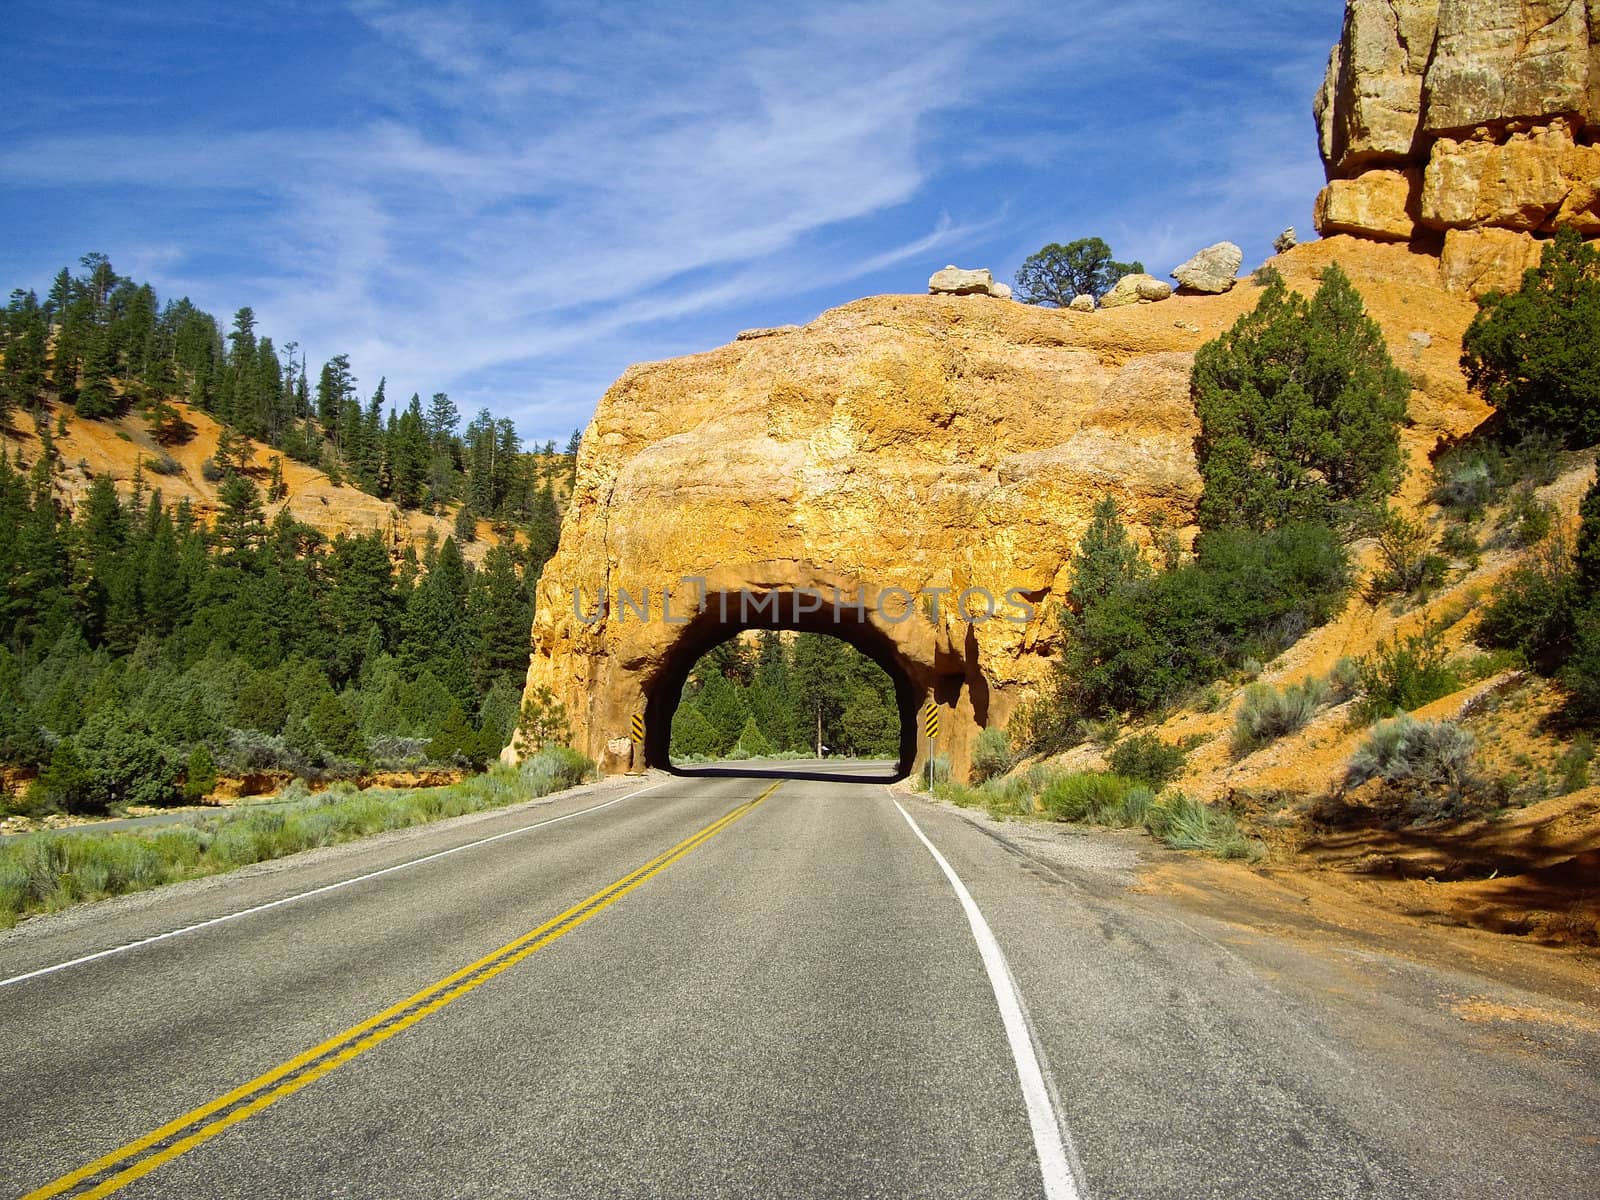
0, 0, 1339, 440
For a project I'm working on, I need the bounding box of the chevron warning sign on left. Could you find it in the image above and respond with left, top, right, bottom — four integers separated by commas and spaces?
630, 713, 645, 743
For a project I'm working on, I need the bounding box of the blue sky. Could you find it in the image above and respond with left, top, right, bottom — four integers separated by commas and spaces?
0, 1, 1341, 445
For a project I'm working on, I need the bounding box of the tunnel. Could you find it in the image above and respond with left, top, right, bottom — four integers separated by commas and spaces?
641, 587, 924, 778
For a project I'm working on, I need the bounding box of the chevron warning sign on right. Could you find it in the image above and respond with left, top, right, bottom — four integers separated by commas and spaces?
921, 703, 939, 740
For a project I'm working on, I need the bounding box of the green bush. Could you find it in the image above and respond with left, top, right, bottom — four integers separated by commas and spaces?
1354, 626, 1463, 723
1504, 484, 1554, 548
1430, 443, 1507, 520
1557, 734, 1594, 795
1473, 527, 1577, 673
969, 726, 1014, 783
1144, 793, 1261, 860
1039, 772, 1135, 823
1231, 677, 1329, 756
1366, 510, 1447, 600
181, 745, 218, 803
1058, 522, 1350, 722
1106, 733, 1188, 789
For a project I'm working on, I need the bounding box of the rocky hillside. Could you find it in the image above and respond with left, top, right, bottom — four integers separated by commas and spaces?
0, 397, 561, 565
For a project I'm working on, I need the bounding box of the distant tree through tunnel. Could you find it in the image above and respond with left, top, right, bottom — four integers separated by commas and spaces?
642, 590, 921, 777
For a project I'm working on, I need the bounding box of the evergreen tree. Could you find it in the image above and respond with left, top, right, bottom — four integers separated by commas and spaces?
1068, 496, 1151, 608
1463, 228, 1600, 447
1191, 265, 1409, 533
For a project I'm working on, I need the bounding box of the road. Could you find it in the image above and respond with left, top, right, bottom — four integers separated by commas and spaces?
1, 763, 1596, 1198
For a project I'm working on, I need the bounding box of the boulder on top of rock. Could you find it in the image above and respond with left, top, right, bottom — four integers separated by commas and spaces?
1274, 228, 1298, 254
1171, 242, 1243, 294
1100, 274, 1173, 308
929, 265, 1010, 298
1069, 294, 1096, 312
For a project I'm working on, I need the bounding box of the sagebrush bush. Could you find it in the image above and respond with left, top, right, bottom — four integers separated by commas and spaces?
969, 726, 1014, 784
0, 747, 600, 927
144, 452, 182, 476
1345, 716, 1477, 794
1231, 677, 1328, 757
1107, 733, 1188, 788
1430, 444, 1506, 519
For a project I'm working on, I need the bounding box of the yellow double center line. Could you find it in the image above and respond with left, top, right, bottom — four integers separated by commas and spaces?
26, 780, 782, 1200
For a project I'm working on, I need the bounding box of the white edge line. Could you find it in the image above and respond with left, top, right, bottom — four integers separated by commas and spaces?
0, 780, 672, 990
892, 796, 1084, 1200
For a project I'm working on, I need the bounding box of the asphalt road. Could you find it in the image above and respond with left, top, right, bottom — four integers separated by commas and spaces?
1, 764, 1596, 1198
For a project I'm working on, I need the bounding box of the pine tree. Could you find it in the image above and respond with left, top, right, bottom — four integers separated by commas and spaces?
1192, 265, 1409, 533
1068, 496, 1151, 608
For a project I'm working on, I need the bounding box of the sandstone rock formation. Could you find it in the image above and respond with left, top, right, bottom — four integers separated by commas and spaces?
928, 266, 1011, 299
511, 239, 1490, 777
1099, 274, 1173, 308
1315, 169, 1423, 240
1314, 0, 1600, 287
1069, 294, 1096, 312
1170, 242, 1244, 293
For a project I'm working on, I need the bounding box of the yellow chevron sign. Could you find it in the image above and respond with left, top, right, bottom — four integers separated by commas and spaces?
630, 713, 645, 744
922, 703, 939, 740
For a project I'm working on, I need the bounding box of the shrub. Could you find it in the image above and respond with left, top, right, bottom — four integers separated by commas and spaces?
1557, 734, 1594, 795
518, 746, 594, 794
181, 745, 218, 803
144, 452, 183, 476
1367, 510, 1447, 600
1039, 772, 1135, 823
1503, 484, 1554, 547
1345, 716, 1479, 821
1231, 677, 1329, 756
1430, 443, 1506, 520
1354, 626, 1463, 723
517, 685, 572, 750
1473, 526, 1576, 673
1328, 657, 1362, 701
1438, 525, 1481, 567
1107, 733, 1188, 789
1059, 522, 1350, 721
199, 456, 225, 482
1117, 785, 1157, 827
1144, 793, 1261, 860
969, 726, 1014, 784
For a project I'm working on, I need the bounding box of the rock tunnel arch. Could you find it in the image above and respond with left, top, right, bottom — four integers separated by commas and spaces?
506, 289, 1241, 779
642, 586, 925, 775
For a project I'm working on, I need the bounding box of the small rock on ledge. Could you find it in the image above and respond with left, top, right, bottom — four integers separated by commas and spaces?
929, 265, 1011, 299
1069, 294, 1096, 312
1099, 273, 1173, 308
736, 324, 801, 341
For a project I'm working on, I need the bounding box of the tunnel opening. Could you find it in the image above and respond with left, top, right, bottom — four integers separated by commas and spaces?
643, 590, 922, 780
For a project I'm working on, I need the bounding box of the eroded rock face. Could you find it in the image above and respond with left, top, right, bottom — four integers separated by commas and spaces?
511, 241, 1490, 777
1423, 0, 1590, 135
1315, 0, 1436, 173
1315, 0, 1600, 289
1315, 169, 1423, 239
1439, 226, 1547, 296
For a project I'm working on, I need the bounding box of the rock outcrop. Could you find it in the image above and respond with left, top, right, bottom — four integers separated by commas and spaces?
1171, 242, 1244, 293
511, 240, 1490, 776
1314, 0, 1600, 288
928, 266, 1012, 299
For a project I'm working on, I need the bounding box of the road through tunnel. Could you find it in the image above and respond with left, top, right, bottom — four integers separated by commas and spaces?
642, 587, 923, 776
